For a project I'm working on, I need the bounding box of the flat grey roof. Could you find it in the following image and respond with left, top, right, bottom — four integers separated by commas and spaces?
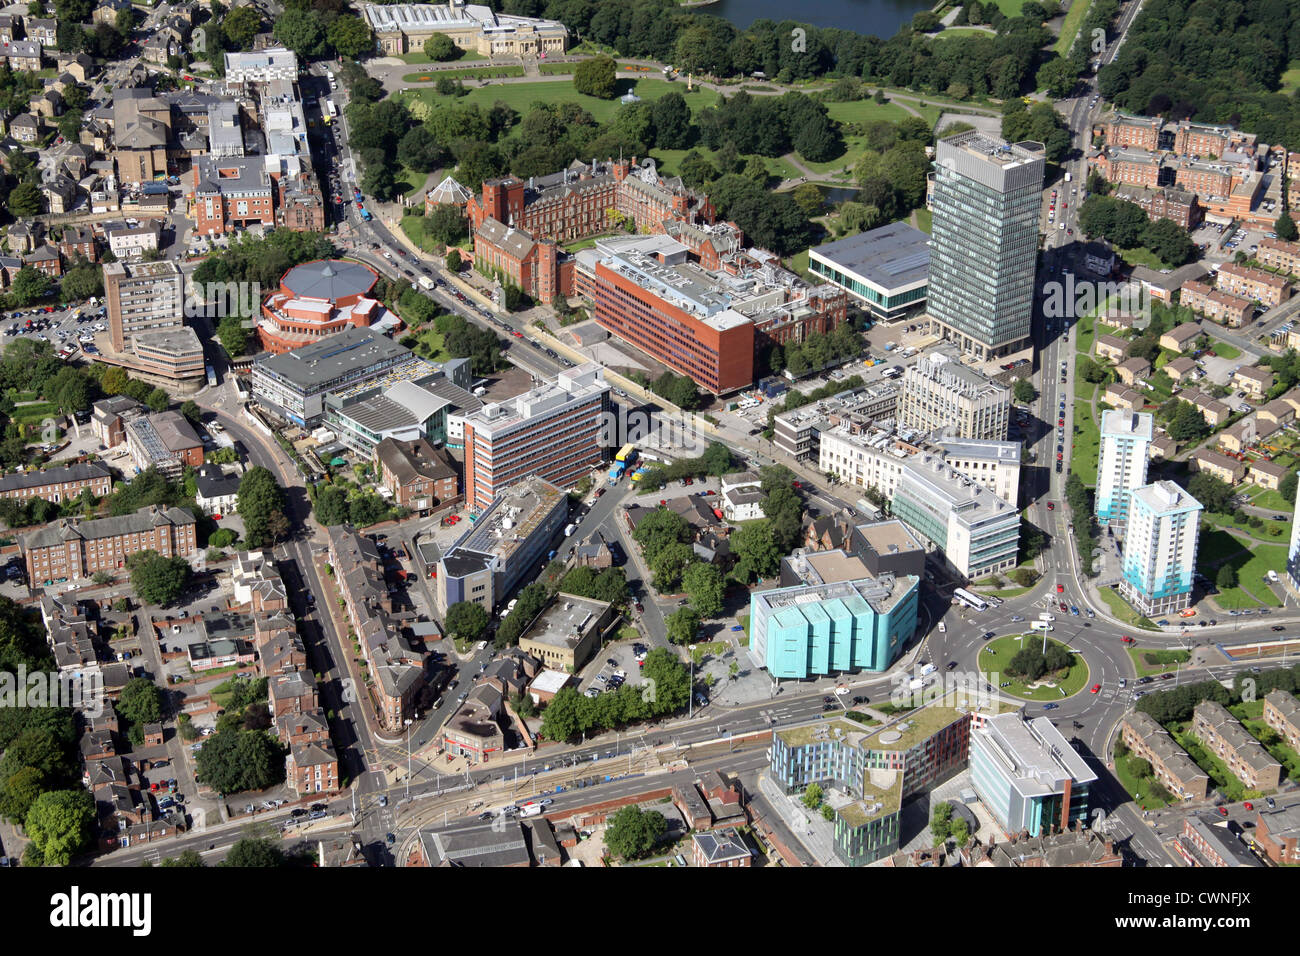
256, 327, 419, 389
809, 221, 931, 291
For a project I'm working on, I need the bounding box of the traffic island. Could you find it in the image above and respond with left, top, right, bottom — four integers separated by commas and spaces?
977, 634, 1091, 701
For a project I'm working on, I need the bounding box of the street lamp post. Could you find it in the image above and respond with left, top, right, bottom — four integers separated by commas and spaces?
405, 718, 413, 799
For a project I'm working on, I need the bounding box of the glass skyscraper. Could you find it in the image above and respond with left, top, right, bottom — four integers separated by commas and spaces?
928, 131, 1045, 359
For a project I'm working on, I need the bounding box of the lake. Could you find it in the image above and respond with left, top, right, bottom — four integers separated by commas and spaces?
699, 0, 934, 37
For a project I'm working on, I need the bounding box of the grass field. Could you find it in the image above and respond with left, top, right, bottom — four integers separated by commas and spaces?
1117, 245, 1169, 270
1113, 744, 1175, 810
400, 324, 448, 362
399, 77, 715, 127
1244, 486, 1292, 513
1053, 0, 1092, 57
1210, 340, 1242, 360
1197, 533, 1287, 608
1071, 389, 1100, 486
935, 26, 998, 39
10, 402, 56, 425
403, 66, 526, 82
1096, 586, 1159, 630
390, 50, 488, 65
913, 208, 932, 234
1126, 646, 1191, 678
1281, 60, 1300, 94
978, 634, 1090, 701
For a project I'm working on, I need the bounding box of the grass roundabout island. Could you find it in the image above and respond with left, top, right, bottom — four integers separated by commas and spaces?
978, 633, 1091, 702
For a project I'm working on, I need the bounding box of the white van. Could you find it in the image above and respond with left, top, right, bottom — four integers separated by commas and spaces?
1031, 621, 1053, 632
564, 523, 577, 537
1038, 613, 1055, 622
918, 663, 936, 677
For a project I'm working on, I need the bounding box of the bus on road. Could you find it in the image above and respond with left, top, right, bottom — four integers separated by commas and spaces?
951, 588, 989, 612
615, 444, 636, 464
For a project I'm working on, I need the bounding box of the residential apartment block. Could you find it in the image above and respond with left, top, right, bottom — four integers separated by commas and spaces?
1257, 237, 1300, 276
1120, 481, 1202, 616
1192, 700, 1282, 791
1176, 814, 1263, 867
1095, 410, 1153, 526
457, 364, 609, 511
897, 354, 1011, 440
1119, 711, 1210, 801
0, 462, 113, 504
1216, 262, 1291, 307
21, 505, 197, 583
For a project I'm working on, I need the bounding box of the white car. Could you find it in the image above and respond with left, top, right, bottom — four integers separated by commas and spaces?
938, 621, 946, 633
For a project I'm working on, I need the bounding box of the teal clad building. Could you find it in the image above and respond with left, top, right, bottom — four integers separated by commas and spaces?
747, 551, 919, 679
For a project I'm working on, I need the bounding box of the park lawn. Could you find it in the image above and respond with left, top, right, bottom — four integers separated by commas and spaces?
402, 77, 717, 126
1246, 487, 1292, 513
978, 634, 1091, 700
935, 26, 998, 38
1075, 311, 1096, 354
1202, 510, 1290, 543
1126, 646, 1190, 679
1097, 586, 1160, 630
538, 62, 576, 75
1113, 752, 1174, 810
1053, 0, 1092, 57
1073, 375, 1096, 403
1200, 538, 1288, 609
1071, 392, 1101, 486
400, 213, 448, 255
784, 249, 812, 281
10, 402, 57, 425
401, 324, 448, 362
402, 66, 525, 83
394, 165, 427, 199
1210, 341, 1242, 360
390, 50, 488, 64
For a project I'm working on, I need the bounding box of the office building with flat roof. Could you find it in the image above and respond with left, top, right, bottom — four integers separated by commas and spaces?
224, 47, 299, 84
104, 259, 184, 353
435, 476, 567, 613
850, 520, 927, 579
323, 366, 479, 457
928, 131, 1044, 359
457, 364, 610, 511
747, 548, 918, 678
807, 221, 929, 322
1096, 410, 1153, 526
252, 327, 435, 426
517, 592, 617, 672
576, 234, 846, 394
771, 694, 1004, 865
892, 454, 1020, 580
774, 383, 899, 461
970, 712, 1097, 838
130, 327, 206, 383
898, 354, 1011, 440
1120, 480, 1202, 616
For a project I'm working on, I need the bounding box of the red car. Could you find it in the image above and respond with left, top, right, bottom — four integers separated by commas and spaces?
1090, 683, 1101, 694
1219, 806, 1229, 816
1047, 502, 1055, 510
1121, 635, 1135, 644
1058, 601, 1068, 612
1244, 801, 1254, 811
512, 331, 523, 338
1056, 584, 1065, 593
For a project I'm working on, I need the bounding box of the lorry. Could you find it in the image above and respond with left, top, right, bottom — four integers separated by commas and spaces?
418, 276, 435, 291
1064, 171, 1072, 182
608, 461, 626, 483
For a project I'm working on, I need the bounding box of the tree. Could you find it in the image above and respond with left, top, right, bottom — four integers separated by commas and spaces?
665, 605, 701, 645
1216, 563, 1238, 590
426, 203, 468, 245
180, 400, 202, 428
128, 550, 191, 606
1166, 402, 1208, 442
573, 55, 617, 99
650, 541, 694, 593
730, 520, 781, 582
160, 849, 207, 867
792, 182, 824, 217
1276, 213, 1298, 243
217, 314, 249, 358
1141, 218, 1195, 267
604, 804, 666, 860
801, 781, 824, 809
114, 5, 135, 37
422, 33, 460, 61
682, 561, 724, 618
195, 729, 283, 794
146, 387, 170, 413
445, 249, 462, 272
650, 91, 693, 149
632, 507, 691, 564
271, 7, 327, 59
59, 261, 102, 302
1013, 378, 1037, 404
445, 601, 488, 642
117, 677, 162, 728
398, 126, 444, 174
222, 837, 284, 867
539, 687, 584, 740
1281, 470, 1298, 505
222, 6, 261, 50
9, 266, 51, 306
237, 466, 286, 548
24, 789, 93, 866
48, 367, 89, 414
327, 14, 372, 60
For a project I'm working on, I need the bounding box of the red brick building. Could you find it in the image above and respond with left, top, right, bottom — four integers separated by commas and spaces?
257, 259, 385, 354
192, 155, 275, 236
375, 437, 459, 513
21, 505, 198, 582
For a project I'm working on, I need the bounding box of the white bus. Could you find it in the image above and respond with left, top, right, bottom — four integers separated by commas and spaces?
951, 588, 989, 612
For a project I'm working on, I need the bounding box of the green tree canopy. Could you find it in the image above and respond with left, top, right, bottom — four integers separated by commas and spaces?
574, 55, 617, 99
24, 788, 94, 866
127, 550, 192, 606
445, 601, 489, 642
604, 804, 666, 860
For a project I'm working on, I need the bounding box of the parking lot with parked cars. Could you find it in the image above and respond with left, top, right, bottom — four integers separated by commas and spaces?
3, 302, 108, 359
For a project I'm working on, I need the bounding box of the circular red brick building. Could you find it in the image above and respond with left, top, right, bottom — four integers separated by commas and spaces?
258, 259, 386, 354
